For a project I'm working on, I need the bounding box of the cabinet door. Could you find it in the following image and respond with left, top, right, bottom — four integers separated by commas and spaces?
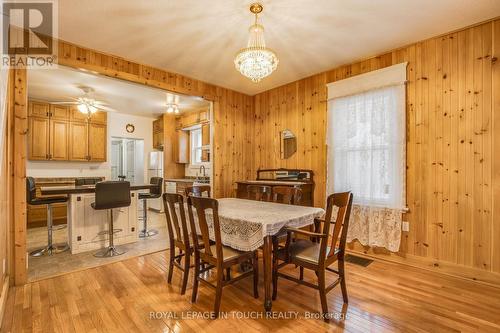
70, 106, 89, 123
153, 117, 163, 133
50, 105, 70, 120
153, 131, 164, 150
29, 117, 50, 160
50, 120, 69, 160
90, 111, 107, 124
88, 122, 107, 161
29, 101, 49, 118
201, 123, 210, 146
69, 122, 89, 161
173, 130, 188, 163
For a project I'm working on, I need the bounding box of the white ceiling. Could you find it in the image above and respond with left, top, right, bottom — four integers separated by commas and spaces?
58, 0, 500, 95
28, 66, 209, 117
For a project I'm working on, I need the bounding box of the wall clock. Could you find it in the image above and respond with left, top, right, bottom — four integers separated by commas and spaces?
126, 124, 135, 133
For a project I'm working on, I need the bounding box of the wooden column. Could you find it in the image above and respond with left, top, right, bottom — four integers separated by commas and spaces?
12, 68, 27, 286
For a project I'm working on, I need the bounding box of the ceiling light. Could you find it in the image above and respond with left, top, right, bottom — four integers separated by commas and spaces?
77, 97, 98, 117
234, 3, 278, 83
166, 103, 179, 114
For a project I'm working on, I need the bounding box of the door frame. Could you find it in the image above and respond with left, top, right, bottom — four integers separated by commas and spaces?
13, 40, 219, 286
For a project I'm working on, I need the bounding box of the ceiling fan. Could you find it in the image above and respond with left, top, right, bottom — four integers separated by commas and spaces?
51, 86, 117, 117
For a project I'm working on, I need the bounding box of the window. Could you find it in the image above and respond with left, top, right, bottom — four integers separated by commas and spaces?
326, 63, 407, 210
190, 128, 203, 165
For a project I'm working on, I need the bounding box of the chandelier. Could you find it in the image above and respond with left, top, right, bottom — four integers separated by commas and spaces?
234, 3, 278, 83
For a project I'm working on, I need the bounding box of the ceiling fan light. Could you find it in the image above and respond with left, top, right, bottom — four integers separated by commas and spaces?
77, 103, 88, 114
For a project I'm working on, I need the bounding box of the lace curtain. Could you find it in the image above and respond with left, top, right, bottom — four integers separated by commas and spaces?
326, 64, 406, 252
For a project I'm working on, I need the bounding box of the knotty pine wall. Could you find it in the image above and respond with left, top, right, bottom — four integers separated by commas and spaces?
252, 19, 500, 279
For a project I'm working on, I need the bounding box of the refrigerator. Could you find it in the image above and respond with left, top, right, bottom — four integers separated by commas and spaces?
147, 151, 164, 212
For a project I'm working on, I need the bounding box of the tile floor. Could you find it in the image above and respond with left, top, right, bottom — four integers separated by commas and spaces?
27, 210, 169, 282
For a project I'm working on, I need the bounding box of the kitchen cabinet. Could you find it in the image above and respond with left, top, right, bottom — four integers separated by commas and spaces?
28, 100, 107, 162
49, 119, 70, 160
28, 116, 50, 160
68, 192, 138, 254
201, 123, 210, 146
153, 116, 164, 150
69, 121, 89, 161
88, 122, 107, 161
173, 130, 189, 163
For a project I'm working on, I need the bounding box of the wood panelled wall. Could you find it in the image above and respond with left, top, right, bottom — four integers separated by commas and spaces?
56, 40, 254, 199
253, 19, 500, 281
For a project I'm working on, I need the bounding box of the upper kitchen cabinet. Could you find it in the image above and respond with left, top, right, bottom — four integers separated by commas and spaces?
28, 100, 107, 162
88, 122, 107, 161
153, 115, 164, 150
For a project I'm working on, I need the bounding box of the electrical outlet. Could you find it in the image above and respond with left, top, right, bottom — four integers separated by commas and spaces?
402, 221, 410, 232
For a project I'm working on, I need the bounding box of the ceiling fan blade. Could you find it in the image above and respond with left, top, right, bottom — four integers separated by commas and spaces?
51, 101, 79, 105
98, 105, 119, 113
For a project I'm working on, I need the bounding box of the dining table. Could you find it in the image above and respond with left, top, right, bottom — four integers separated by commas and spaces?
190, 198, 325, 312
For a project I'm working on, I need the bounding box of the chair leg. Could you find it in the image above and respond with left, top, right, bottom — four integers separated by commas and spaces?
181, 251, 191, 295
191, 252, 200, 303
167, 246, 175, 284
94, 210, 124, 257
252, 251, 259, 298
339, 258, 348, 303
213, 267, 224, 318
299, 266, 304, 280
225, 267, 231, 281
317, 269, 329, 323
139, 199, 158, 238
30, 204, 69, 257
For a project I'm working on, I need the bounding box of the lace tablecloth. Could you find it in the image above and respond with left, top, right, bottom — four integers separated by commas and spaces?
183, 198, 325, 252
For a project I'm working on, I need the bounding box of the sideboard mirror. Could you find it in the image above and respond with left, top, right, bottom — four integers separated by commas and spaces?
280, 129, 297, 159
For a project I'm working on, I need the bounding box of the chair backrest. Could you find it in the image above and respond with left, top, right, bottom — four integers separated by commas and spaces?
149, 177, 163, 196
272, 186, 302, 205
319, 192, 353, 263
93, 181, 131, 210
75, 177, 102, 186
26, 177, 37, 204
162, 193, 191, 247
187, 196, 223, 261
185, 185, 211, 197
247, 185, 272, 201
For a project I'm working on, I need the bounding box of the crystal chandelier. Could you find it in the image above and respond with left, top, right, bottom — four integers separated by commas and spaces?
234, 3, 278, 83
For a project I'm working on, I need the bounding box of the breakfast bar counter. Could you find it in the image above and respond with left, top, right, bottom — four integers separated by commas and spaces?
41, 184, 155, 254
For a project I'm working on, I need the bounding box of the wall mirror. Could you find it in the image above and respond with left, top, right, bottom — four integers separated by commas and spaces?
280, 129, 297, 159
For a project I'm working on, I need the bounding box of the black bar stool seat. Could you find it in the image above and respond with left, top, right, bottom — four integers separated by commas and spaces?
92, 181, 131, 257
27, 177, 69, 257
138, 177, 163, 238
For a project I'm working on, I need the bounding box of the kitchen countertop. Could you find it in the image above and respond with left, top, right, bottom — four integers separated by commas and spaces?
40, 184, 156, 195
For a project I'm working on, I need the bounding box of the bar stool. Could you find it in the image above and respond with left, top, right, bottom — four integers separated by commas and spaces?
138, 177, 163, 238
26, 177, 69, 257
92, 181, 131, 257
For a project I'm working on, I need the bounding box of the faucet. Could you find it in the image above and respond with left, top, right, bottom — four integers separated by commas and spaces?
199, 165, 206, 178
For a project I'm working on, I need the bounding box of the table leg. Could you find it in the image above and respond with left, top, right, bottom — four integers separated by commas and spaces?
262, 235, 272, 312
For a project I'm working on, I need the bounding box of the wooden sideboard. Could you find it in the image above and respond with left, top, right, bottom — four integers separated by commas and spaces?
236, 168, 315, 206
28, 100, 107, 162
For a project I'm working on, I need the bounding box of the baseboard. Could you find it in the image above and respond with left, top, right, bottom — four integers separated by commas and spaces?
0, 276, 9, 328
347, 248, 500, 289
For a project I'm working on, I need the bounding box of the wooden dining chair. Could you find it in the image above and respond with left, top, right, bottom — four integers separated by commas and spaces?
272, 191, 353, 322
187, 196, 259, 317
247, 185, 272, 201
271, 186, 303, 205
163, 193, 201, 295
185, 185, 211, 197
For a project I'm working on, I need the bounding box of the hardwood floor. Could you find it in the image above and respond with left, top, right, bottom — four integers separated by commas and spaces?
2, 250, 500, 332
